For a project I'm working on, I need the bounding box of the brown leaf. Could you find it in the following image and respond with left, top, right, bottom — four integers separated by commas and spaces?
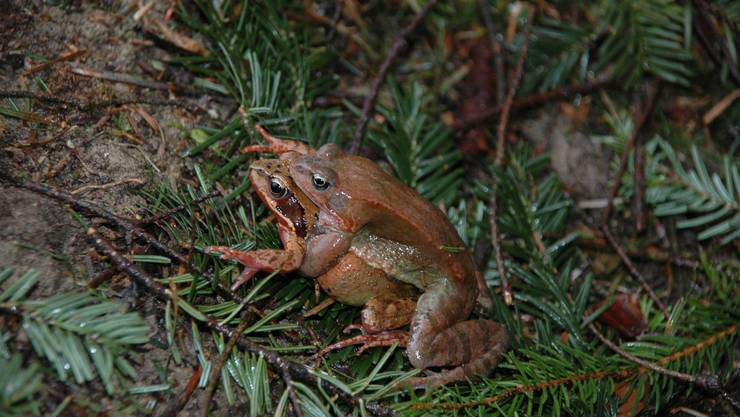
596, 293, 647, 338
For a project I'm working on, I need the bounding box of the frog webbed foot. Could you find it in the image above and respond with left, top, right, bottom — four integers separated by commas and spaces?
313, 326, 409, 365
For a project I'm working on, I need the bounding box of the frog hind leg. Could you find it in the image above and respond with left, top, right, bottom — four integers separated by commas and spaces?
241, 124, 314, 156
404, 280, 509, 389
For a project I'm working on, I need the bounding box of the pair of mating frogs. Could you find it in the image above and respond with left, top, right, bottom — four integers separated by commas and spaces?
207, 126, 508, 388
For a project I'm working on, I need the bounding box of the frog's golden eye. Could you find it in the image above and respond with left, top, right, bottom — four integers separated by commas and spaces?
269, 177, 288, 198
311, 173, 330, 190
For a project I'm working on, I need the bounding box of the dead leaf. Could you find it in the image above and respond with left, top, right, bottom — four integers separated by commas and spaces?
153, 20, 209, 56
615, 379, 647, 417
595, 293, 647, 338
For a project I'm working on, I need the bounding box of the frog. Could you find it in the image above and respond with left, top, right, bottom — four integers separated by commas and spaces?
205, 156, 418, 335
242, 126, 508, 389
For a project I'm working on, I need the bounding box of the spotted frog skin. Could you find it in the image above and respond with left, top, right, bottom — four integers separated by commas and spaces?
245, 127, 508, 389
206, 157, 418, 333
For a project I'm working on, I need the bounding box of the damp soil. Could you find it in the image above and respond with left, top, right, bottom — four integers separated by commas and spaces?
1, 1, 235, 415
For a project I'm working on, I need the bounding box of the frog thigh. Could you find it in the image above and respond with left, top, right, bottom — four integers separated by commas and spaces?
361, 295, 418, 332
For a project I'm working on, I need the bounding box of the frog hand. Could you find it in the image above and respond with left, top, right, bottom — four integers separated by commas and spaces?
241, 124, 314, 157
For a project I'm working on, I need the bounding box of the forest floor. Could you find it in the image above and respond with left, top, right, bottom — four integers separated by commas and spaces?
1, 1, 737, 417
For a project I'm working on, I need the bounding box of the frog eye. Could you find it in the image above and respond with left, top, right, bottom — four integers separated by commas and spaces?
269, 177, 288, 198
311, 173, 330, 190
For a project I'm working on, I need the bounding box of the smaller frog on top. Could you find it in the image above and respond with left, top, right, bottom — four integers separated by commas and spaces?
205, 154, 419, 337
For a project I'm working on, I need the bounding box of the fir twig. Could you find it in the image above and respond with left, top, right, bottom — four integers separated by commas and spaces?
600, 82, 659, 226
348, 0, 438, 154
587, 323, 726, 392
409, 322, 739, 411
85, 227, 394, 417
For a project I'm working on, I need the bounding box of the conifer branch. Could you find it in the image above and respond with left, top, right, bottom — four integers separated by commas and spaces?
410, 322, 739, 411
85, 227, 394, 417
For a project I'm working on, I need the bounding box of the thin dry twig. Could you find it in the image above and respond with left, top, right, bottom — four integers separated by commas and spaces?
488, 193, 512, 305
0, 175, 242, 307
302, 0, 379, 61
70, 66, 212, 97
601, 225, 670, 318
0, 90, 197, 111
571, 232, 700, 269
599, 83, 659, 227
23, 49, 88, 76
495, 7, 534, 166
200, 320, 251, 417
634, 140, 646, 232
139, 190, 222, 226
70, 178, 146, 195
692, 0, 740, 86
348, 0, 438, 154
453, 77, 615, 129
86, 227, 392, 417
487, 7, 535, 306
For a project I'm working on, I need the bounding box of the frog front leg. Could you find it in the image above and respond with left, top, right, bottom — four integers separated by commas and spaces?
205, 224, 305, 290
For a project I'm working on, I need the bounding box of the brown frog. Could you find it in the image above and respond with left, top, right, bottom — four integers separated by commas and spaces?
244, 127, 508, 389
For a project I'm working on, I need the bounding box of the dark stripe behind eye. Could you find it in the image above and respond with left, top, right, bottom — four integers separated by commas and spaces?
275, 192, 307, 238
